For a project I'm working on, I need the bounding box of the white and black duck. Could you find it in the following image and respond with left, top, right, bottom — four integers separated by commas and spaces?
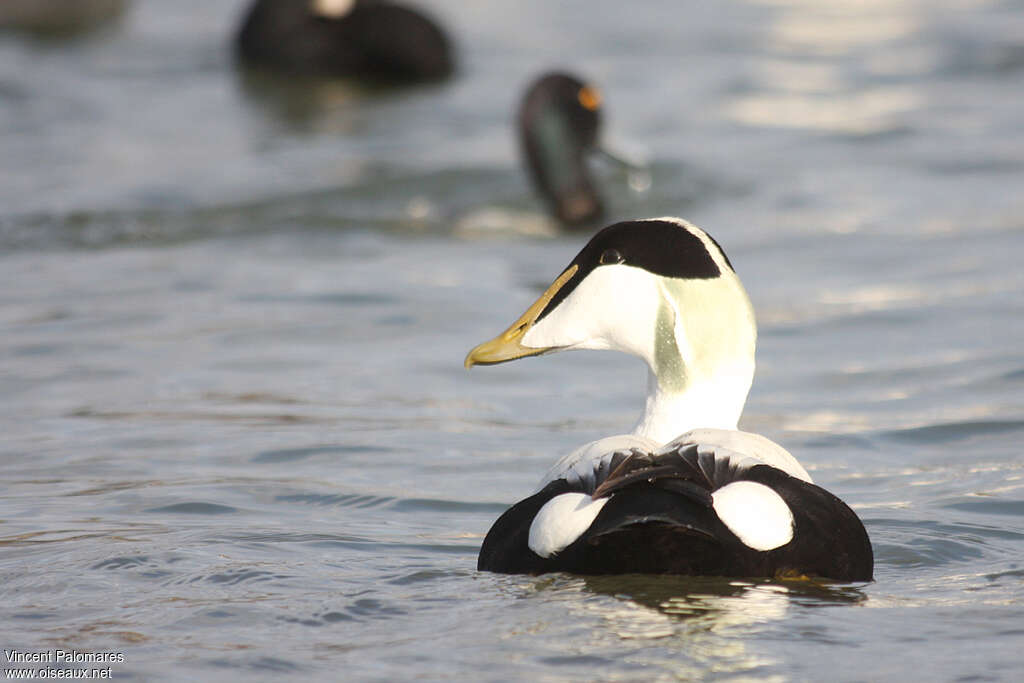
465, 217, 873, 580
235, 0, 454, 82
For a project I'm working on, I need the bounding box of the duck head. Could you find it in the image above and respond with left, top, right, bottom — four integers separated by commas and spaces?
465, 218, 757, 443
518, 72, 613, 227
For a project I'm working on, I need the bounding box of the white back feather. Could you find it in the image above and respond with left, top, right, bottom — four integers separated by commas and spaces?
662, 428, 812, 483
538, 434, 661, 491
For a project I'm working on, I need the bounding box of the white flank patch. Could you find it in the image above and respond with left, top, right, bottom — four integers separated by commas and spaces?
712, 481, 794, 551
528, 493, 609, 558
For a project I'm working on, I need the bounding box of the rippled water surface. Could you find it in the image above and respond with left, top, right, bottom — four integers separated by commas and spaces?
2, 0, 1024, 680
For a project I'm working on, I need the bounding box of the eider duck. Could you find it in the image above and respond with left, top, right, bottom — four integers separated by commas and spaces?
465, 218, 873, 580
0, 0, 127, 36
519, 72, 637, 228
235, 0, 454, 82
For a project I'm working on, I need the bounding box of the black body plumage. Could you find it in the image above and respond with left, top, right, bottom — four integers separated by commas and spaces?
236, 0, 454, 82
477, 444, 873, 581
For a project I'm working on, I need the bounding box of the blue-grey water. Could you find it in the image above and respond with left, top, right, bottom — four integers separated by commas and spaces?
2, 0, 1024, 680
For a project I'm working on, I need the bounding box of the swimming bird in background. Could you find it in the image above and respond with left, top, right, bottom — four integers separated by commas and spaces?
0, 0, 127, 36
518, 72, 643, 228
465, 217, 873, 580
235, 0, 454, 82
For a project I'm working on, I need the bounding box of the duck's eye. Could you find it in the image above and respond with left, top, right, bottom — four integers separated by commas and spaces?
599, 248, 624, 265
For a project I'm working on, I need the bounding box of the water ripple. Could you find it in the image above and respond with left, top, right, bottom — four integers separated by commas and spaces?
878, 419, 1024, 444
280, 597, 407, 626
871, 518, 1013, 569
276, 492, 395, 509
939, 497, 1024, 519
145, 502, 239, 515
253, 444, 390, 464
204, 569, 287, 586
91, 555, 153, 571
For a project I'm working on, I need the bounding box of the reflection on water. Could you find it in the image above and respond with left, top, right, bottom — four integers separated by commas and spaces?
751, 0, 922, 56
727, 87, 920, 134
580, 573, 864, 617
234, 67, 370, 133
728, 0, 931, 133
517, 573, 867, 677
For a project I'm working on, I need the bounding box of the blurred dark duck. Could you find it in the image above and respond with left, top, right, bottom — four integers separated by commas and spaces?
0, 0, 127, 36
519, 72, 637, 228
235, 0, 454, 82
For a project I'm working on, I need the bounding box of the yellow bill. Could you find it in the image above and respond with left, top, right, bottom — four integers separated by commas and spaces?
464, 265, 578, 368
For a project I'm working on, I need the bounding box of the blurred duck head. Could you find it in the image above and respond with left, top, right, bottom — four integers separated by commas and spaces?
519, 72, 640, 228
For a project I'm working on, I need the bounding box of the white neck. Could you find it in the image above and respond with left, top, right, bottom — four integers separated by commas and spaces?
632, 366, 750, 444
631, 274, 756, 445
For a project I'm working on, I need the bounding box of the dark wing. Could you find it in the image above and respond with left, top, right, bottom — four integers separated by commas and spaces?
744, 465, 874, 581
560, 444, 759, 576
479, 445, 744, 575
